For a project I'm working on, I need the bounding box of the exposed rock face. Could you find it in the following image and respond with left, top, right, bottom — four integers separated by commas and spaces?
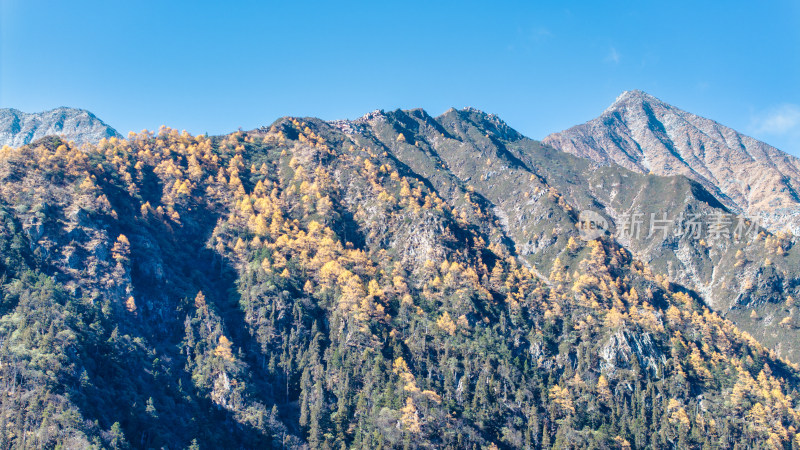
0, 107, 120, 147
599, 329, 666, 376
544, 90, 800, 233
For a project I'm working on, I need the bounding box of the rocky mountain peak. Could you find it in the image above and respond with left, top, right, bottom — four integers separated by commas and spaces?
605, 89, 665, 112
544, 91, 800, 233
438, 106, 523, 141
0, 106, 120, 148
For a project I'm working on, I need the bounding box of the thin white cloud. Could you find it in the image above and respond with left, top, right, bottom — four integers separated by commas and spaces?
531, 27, 553, 43
750, 104, 800, 135
605, 47, 620, 64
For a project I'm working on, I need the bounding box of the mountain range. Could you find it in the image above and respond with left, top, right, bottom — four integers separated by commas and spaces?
0, 95, 799, 448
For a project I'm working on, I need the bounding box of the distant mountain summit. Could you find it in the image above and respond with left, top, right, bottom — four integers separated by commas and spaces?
0, 107, 120, 147
544, 90, 800, 233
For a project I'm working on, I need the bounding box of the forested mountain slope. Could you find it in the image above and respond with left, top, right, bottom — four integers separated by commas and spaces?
340, 107, 800, 362
0, 114, 799, 449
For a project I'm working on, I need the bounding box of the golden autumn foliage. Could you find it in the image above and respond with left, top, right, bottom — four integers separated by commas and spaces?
213, 336, 234, 361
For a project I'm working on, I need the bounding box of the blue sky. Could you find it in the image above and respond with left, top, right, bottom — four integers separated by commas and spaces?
2, 1, 799, 153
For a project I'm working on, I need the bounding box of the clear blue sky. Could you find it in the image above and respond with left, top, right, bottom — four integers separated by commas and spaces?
2, 1, 799, 153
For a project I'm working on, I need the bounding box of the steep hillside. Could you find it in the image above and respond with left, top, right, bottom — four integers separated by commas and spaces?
2, 118, 800, 448
0, 107, 120, 148
544, 90, 800, 233
338, 107, 800, 362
